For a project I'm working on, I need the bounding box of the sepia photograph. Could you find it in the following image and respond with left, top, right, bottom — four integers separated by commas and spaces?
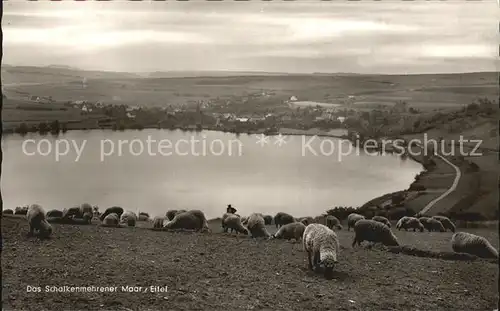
1, 0, 499, 310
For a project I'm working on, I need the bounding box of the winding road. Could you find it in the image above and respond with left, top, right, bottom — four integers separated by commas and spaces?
418, 148, 462, 215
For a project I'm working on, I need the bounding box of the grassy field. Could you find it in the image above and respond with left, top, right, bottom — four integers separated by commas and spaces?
2, 215, 498, 311
3, 66, 497, 109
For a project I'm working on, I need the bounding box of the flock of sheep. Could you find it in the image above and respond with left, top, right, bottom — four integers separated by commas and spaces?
6, 203, 499, 280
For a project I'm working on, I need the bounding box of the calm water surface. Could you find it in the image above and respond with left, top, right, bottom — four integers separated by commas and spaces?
2, 129, 422, 219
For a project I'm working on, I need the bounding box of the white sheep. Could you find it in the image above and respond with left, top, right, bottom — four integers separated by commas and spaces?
432, 216, 456, 232
222, 214, 248, 235
419, 217, 445, 232
247, 213, 271, 238
303, 223, 339, 280
163, 209, 210, 232
26, 204, 52, 238
399, 217, 424, 232
371, 216, 391, 228
271, 222, 306, 241
325, 215, 342, 230
152, 216, 165, 229
274, 212, 295, 228
451, 232, 499, 259
347, 213, 365, 231
352, 219, 399, 247
120, 211, 138, 227
101, 213, 120, 227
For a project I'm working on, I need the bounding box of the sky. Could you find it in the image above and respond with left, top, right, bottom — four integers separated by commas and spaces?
2, 1, 499, 74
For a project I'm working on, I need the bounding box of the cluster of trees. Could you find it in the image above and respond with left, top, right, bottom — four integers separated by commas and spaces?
14, 120, 68, 135
407, 98, 497, 135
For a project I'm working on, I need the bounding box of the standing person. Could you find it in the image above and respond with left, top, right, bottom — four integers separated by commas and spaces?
226, 204, 237, 214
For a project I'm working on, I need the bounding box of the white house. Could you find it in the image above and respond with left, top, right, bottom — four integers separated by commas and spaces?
81, 105, 93, 113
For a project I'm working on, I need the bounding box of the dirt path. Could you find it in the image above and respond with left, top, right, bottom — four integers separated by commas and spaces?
419, 152, 462, 215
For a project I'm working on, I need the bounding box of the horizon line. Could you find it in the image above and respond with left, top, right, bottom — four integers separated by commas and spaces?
3, 64, 498, 77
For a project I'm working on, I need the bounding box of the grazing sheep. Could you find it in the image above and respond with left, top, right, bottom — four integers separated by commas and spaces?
371, 216, 391, 228
451, 232, 499, 259
352, 219, 399, 247
153, 216, 165, 229
138, 213, 149, 221
263, 215, 273, 225
62, 206, 82, 219
303, 223, 339, 280
399, 217, 424, 232
420, 217, 445, 232
432, 216, 456, 232
274, 212, 295, 228
3, 209, 14, 215
222, 214, 249, 235
26, 204, 52, 238
247, 213, 271, 238
100, 207, 124, 221
120, 211, 138, 227
299, 217, 314, 226
46, 209, 63, 218
15, 206, 29, 215
272, 222, 306, 241
101, 213, 120, 227
347, 213, 365, 231
163, 210, 209, 232
396, 216, 411, 230
326, 215, 342, 230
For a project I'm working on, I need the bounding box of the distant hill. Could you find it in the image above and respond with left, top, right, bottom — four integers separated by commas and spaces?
46, 64, 81, 70
2, 66, 143, 85
146, 71, 300, 78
